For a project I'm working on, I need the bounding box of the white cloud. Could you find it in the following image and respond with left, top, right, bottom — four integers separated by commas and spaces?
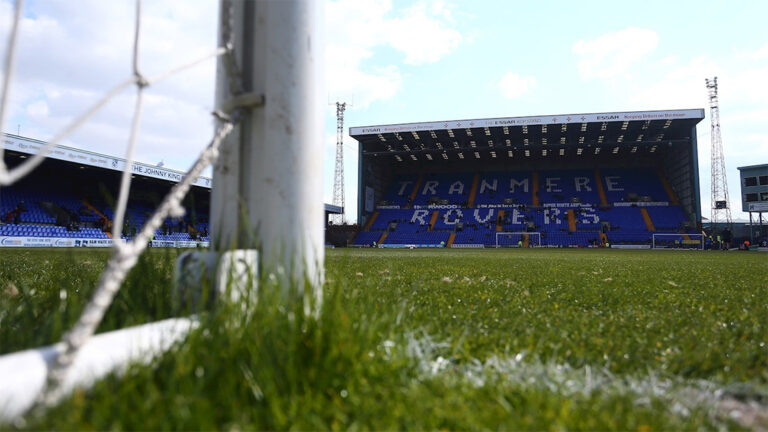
387, 1, 461, 65
572, 27, 659, 79
325, 0, 461, 107
0, 0, 219, 171
498, 72, 535, 99
25, 100, 48, 118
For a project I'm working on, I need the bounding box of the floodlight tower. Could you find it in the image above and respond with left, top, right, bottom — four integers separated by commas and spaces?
331, 102, 347, 224
705, 77, 732, 226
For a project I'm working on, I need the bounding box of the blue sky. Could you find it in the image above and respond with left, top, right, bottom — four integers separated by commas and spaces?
1, 0, 766, 222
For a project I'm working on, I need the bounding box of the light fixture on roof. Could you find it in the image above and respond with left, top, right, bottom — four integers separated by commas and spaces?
430, 131, 437, 139
490, 151, 497, 158
474, 151, 480, 159
503, 126, 509, 135
523, 138, 529, 145
560, 124, 567, 132
387, 145, 394, 151
436, 142, 443, 149
411, 131, 420, 140
522, 125, 528, 134
448, 129, 455, 137
542, 125, 548, 133
578, 136, 585, 144
650, 145, 657, 153
470, 140, 476, 147
507, 150, 513, 157
442, 152, 448, 159
524, 149, 530, 157
595, 147, 601, 154
425, 153, 433, 160
487, 140, 494, 147
663, 120, 672, 129
600, 122, 607, 131
642, 120, 650, 130
410, 154, 417, 160
453, 141, 459, 148
458, 152, 464, 159
598, 135, 604, 144
505, 139, 511, 146
560, 137, 566, 144
465, 128, 472, 136
542, 138, 548, 145
395, 155, 403, 162
621, 121, 629, 130
656, 133, 664, 141
394, 132, 403, 141
542, 149, 547, 156
559, 148, 565, 156
617, 135, 624, 143
484, 127, 491, 136
377, 133, 386, 142
636, 134, 643, 142
612, 146, 619, 154
577, 148, 583, 155
403, 144, 410, 151
580, 123, 587, 132
631, 146, 637, 153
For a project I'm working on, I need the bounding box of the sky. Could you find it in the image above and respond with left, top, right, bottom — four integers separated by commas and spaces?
1, 0, 767, 223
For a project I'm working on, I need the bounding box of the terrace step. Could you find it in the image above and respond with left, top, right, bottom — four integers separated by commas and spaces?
446, 232, 455, 247
363, 211, 379, 232
496, 210, 505, 232
658, 170, 679, 204
467, 172, 480, 207
407, 174, 424, 209
82, 199, 112, 238
567, 209, 576, 232
428, 210, 439, 231
640, 208, 656, 232
594, 168, 608, 206
377, 231, 388, 245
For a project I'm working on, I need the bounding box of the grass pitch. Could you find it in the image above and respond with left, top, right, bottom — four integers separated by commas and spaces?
1, 247, 767, 429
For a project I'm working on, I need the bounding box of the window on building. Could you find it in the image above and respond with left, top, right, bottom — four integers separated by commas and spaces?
762, 192, 768, 202
744, 177, 758, 187
759, 175, 768, 185
745, 193, 758, 202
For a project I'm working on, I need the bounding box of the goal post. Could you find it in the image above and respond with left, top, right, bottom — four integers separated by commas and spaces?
651, 233, 704, 250
495, 231, 541, 248
211, 0, 324, 307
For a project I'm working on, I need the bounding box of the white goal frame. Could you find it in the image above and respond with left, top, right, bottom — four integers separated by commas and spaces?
651, 233, 704, 250
495, 231, 541, 248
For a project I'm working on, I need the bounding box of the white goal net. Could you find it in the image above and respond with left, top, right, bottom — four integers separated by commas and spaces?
0, 0, 323, 418
495, 231, 541, 248
651, 233, 704, 250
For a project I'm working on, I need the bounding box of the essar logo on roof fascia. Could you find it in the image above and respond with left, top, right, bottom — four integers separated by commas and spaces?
597, 115, 620, 120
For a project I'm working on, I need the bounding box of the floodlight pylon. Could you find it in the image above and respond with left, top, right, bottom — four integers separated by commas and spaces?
705, 77, 732, 226
331, 101, 346, 224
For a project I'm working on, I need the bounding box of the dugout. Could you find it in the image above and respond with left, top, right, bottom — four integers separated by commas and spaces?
351, 109, 705, 228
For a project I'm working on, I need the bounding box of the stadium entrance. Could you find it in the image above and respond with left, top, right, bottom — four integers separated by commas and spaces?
350, 109, 705, 249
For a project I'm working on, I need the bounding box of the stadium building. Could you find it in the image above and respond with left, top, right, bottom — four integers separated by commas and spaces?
0, 134, 341, 248
350, 109, 705, 248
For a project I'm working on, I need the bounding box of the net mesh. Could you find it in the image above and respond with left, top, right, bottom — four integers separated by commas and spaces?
495, 232, 541, 248
0, 0, 244, 406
